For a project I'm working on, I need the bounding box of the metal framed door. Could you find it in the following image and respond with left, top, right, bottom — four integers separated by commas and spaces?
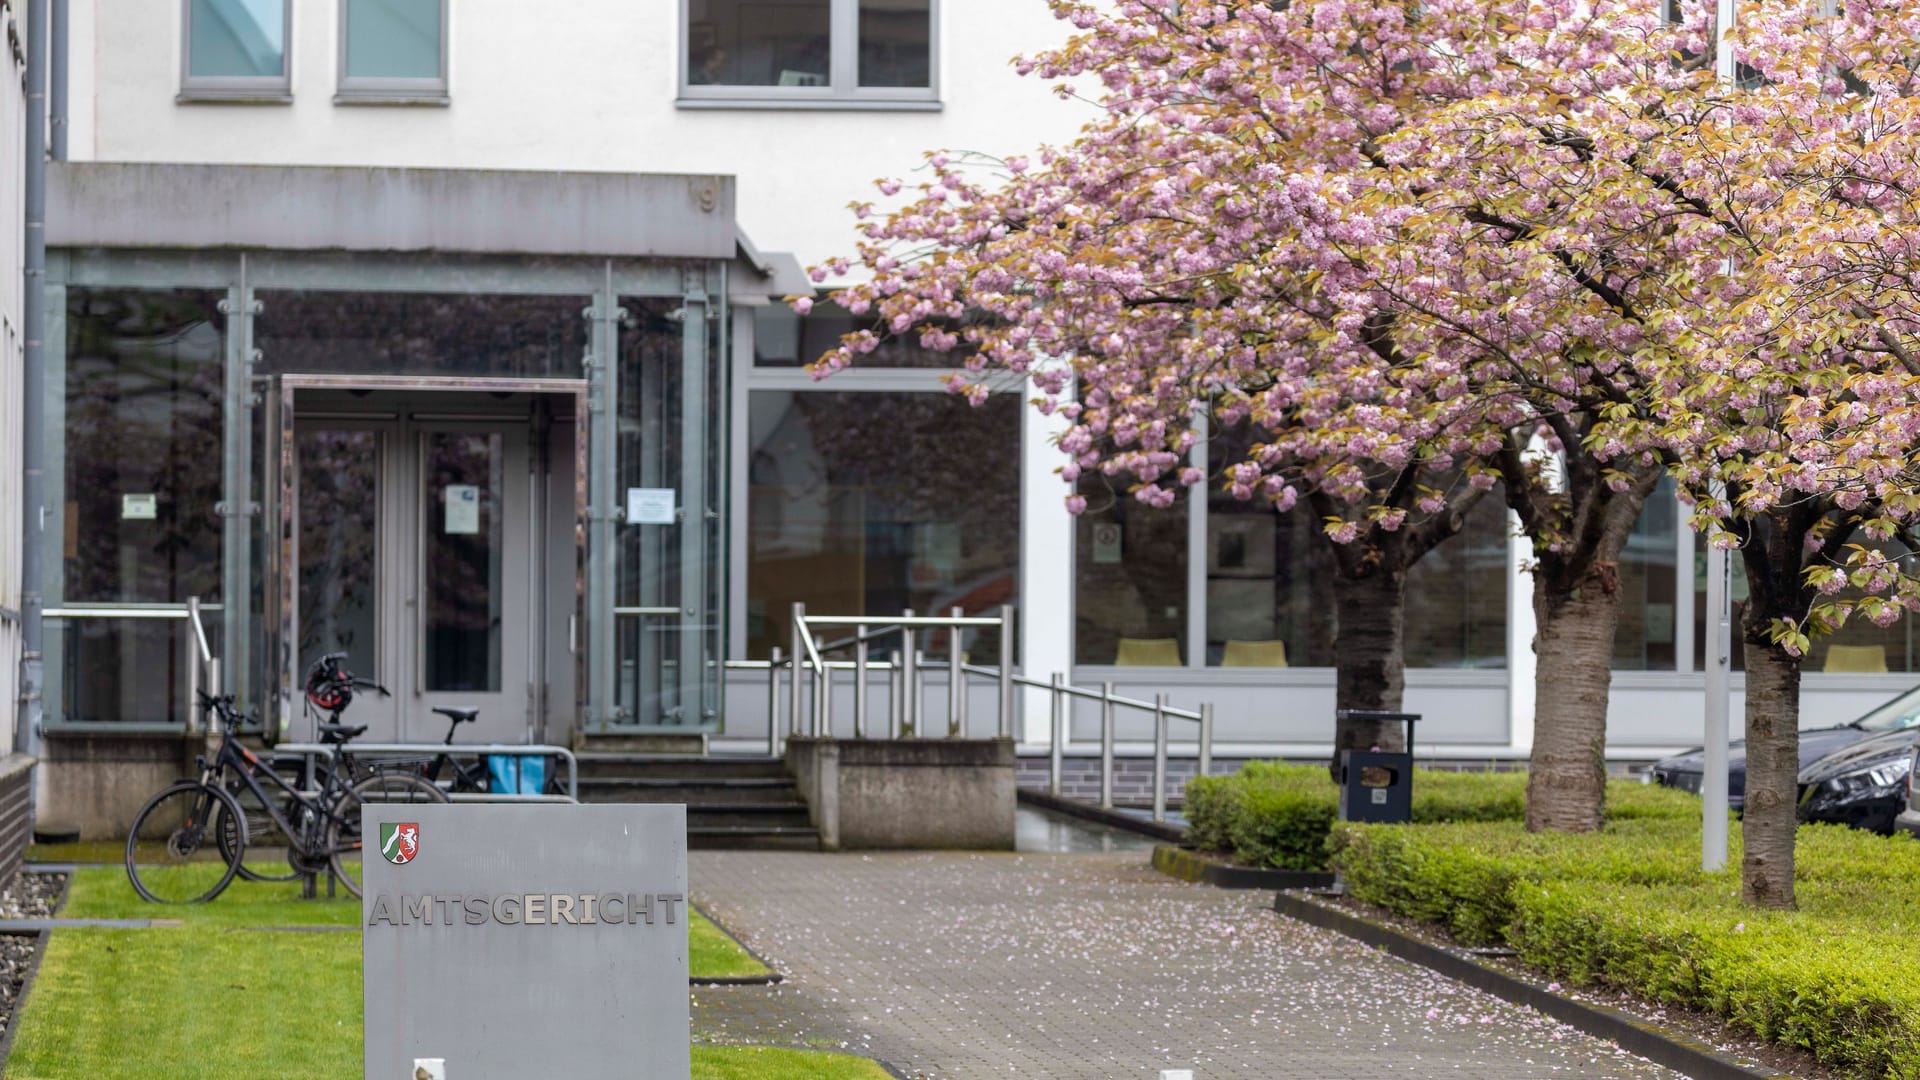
400, 423, 532, 745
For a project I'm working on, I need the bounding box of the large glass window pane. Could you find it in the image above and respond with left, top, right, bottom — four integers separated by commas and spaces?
753, 304, 969, 369
188, 0, 286, 78
1613, 481, 1679, 671
615, 298, 726, 728
1204, 425, 1334, 668
65, 289, 226, 604
296, 430, 381, 681
859, 0, 931, 87
687, 0, 831, 87
1403, 494, 1508, 668
62, 288, 227, 724
748, 391, 1020, 660
423, 432, 504, 692
345, 0, 442, 80
1704, 530, 1920, 674
255, 291, 587, 378
1076, 474, 1187, 667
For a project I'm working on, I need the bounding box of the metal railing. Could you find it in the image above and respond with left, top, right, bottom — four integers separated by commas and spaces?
44, 598, 222, 732
273, 742, 580, 804
730, 603, 1214, 823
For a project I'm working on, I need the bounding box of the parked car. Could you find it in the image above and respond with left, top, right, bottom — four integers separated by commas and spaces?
1651, 683, 1920, 813
1895, 746, 1920, 839
1796, 725, 1920, 834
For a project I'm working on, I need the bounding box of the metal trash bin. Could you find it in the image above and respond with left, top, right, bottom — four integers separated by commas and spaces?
1334, 709, 1420, 824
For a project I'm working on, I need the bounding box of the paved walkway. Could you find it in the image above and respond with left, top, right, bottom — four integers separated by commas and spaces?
690, 850, 1684, 1080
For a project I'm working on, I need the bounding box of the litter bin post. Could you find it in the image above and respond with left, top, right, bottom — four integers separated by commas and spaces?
1333, 709, 1420, 824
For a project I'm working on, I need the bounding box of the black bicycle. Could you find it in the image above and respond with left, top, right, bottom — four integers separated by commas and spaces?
222, 652, 421, 884
124, 692, 445, 904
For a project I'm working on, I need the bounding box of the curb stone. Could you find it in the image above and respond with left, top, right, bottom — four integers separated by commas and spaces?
1150, 844, 1336, 890
1273, 889, 1796, 1080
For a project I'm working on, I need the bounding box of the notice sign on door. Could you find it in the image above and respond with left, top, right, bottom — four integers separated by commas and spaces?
626, 487, 676, 525
121, 493, 158, 520
445, 485, 480, 535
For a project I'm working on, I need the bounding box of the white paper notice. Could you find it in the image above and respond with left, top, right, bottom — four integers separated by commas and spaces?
121, 494, 158, 520
1091, 522, 1123, 564
445, 485, 480, 535
626, 488, 676, 525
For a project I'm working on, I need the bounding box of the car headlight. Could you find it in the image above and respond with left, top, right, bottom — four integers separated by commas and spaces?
1822, 755, 1912, 797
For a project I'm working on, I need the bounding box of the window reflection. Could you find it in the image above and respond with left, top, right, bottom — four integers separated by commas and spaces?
1613, 480, 1678, 671
748, 391, 1020, 659
344, 0, 442, 80
753, 303, 965, 369
859, 0, 931, 87
1403, 493, 1509, 669
1203, 425, 1333, 668
189, 0, 286, 78
62, 287, 227, 724
687, 0, 831, 87
255, 291, 586, 378
1075, 474, 1188, 666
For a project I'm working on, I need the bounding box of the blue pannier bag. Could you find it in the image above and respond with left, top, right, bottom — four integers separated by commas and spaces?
486, 754, 546, 795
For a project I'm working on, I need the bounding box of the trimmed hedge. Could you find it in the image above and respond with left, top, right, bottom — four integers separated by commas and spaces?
1330, 819, 1920, 1078
1184, 762, 1697, 871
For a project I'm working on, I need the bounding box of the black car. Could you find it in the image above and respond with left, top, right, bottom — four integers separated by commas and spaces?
1796, 725, 1920, 834
1651, 683, 1920, 815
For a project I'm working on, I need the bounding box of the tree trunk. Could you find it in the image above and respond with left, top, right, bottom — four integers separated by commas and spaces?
1525, 565, 1620, 832
1741, 640, 1800, 909
1330, 568, 1408, 775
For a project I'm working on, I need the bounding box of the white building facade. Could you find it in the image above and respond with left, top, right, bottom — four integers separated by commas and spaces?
31, 0, 1917, 825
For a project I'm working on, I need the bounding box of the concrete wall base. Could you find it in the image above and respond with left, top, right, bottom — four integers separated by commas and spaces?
786, 737, 1015, 851
41, 735, 193, 840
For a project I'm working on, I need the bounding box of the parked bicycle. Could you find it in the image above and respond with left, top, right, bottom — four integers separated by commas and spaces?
222, 652, 425, 885
124, 691, 445, 904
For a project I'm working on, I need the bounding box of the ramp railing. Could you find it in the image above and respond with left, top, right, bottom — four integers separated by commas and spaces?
729, 603, 1214, 823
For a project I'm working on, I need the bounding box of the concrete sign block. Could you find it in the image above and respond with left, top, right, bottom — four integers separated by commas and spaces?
362, 804, 690, 1080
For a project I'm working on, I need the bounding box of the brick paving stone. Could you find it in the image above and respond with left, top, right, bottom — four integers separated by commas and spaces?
690, 851, 1685, 1080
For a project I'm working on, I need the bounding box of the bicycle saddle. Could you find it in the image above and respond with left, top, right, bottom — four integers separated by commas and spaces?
317, 722, 368, 744
432, 706, 480, 724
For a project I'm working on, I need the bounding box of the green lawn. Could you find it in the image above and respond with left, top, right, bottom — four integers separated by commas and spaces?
7, 868, 860, 1079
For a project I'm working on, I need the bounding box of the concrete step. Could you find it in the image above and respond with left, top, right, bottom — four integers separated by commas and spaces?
686, 805, 814, 829
577, 734, 708, 755
574, 754, 789, 781
576, 777, 801, 804
689, 825, 821, 851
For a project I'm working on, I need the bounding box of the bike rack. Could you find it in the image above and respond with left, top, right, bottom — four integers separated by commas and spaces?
273, 742, 580, 804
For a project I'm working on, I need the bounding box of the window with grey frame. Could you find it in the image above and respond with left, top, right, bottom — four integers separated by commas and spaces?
682, 0, 936, 106
337, 0, 449, 103
179, 0, 291, 101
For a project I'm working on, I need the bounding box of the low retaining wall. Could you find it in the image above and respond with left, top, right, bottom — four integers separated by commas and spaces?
40, 735, 191, 840
787, 737, 1016, 850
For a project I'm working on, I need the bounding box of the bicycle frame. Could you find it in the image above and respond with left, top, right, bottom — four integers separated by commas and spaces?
204, 728, 360, 862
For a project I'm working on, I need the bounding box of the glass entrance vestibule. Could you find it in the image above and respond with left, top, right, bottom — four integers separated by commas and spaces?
44, 249, 729, 742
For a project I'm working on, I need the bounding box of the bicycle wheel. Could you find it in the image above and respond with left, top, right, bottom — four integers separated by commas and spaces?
325, 772, 447, 898
126, 781, 247, 904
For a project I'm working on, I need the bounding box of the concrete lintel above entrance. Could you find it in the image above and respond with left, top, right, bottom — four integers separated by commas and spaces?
48, 162, 737, 259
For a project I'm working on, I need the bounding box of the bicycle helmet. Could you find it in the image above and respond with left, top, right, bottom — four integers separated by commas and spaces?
304, 652, 355, 716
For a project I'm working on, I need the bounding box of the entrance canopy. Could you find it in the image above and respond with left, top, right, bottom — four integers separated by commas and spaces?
44, 161, 804, 743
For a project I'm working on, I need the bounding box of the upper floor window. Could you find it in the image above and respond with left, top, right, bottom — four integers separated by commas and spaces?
682, 0, 937, 109
180, 0, 291, 101
338, 0, 449, 104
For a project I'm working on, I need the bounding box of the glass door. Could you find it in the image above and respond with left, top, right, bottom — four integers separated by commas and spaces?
408, 426, 532, 744
292, 413, 532, 744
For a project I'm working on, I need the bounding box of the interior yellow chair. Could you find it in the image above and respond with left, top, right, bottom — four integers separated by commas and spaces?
1824, 644, 1889, 673
1114, 637, 1182, 667
1222, 639, 1289, 668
